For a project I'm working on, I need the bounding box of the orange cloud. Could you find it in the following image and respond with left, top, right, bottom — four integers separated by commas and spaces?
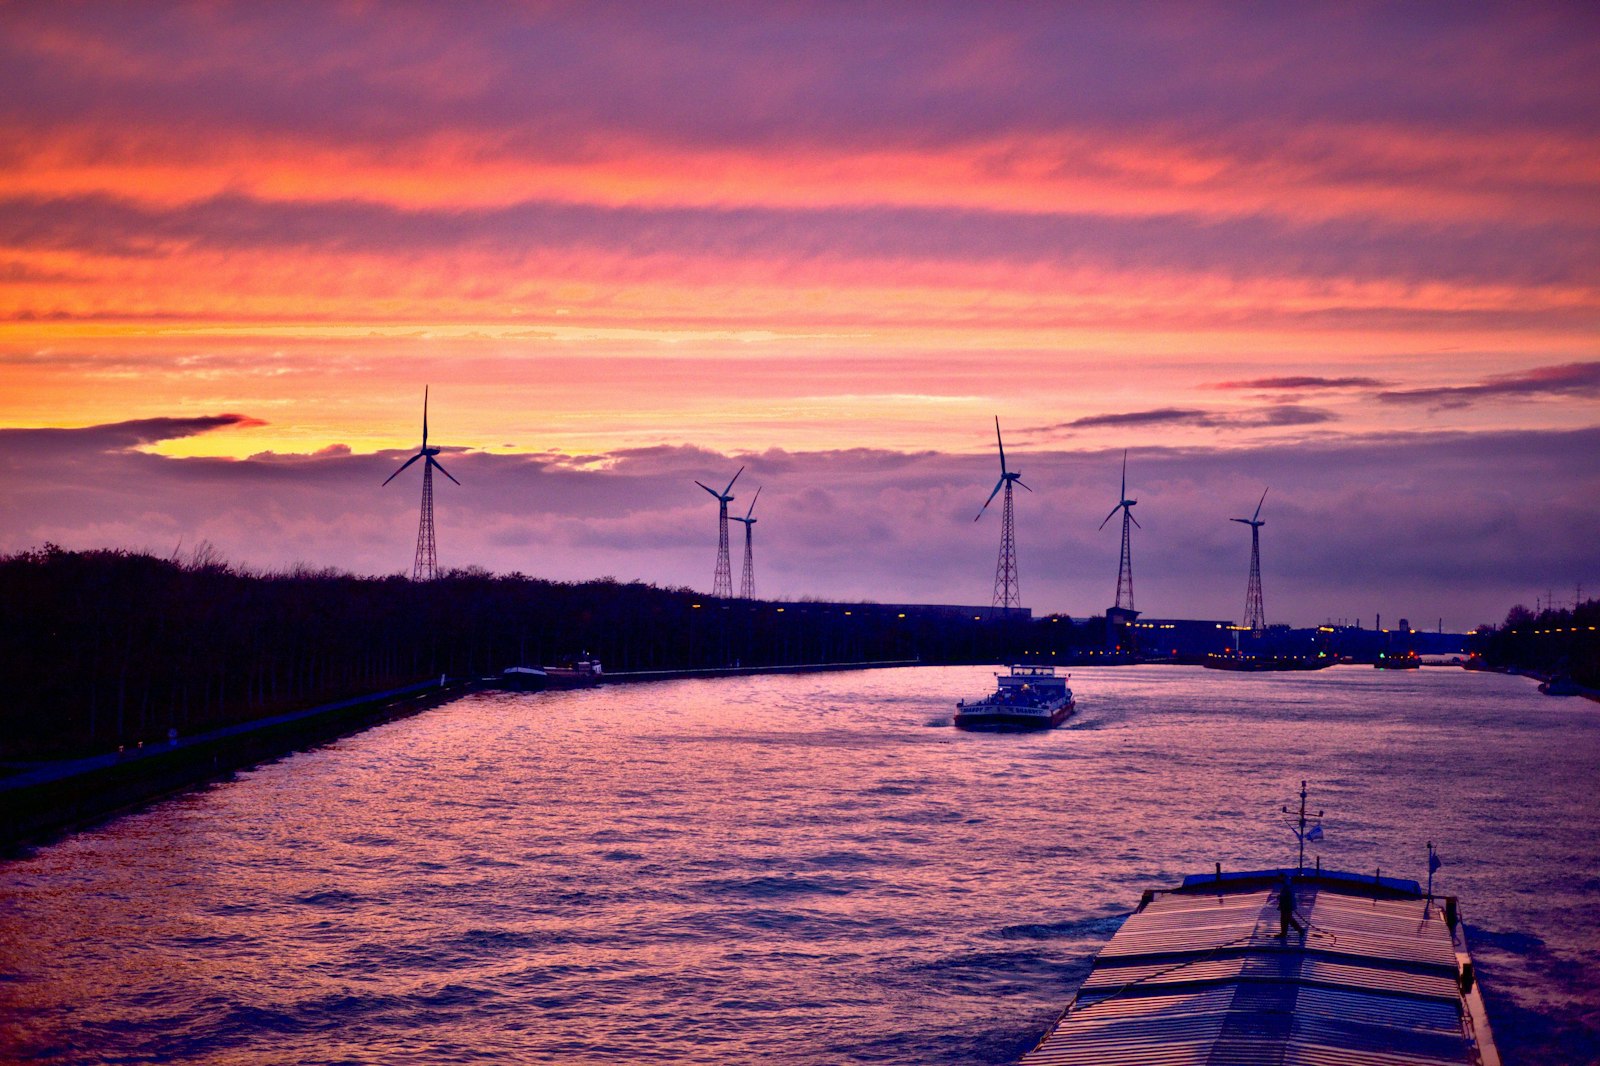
5, 124, 1595, 228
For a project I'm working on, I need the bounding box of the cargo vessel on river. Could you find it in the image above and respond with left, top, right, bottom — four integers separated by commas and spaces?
953, 664, 1074, 730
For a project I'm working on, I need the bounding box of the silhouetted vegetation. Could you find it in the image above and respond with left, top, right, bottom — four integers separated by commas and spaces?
1472, 599, 1600, 687
1, 546, 1095, 761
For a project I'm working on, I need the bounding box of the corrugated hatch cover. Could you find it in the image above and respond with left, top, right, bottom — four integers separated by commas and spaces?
1022, 878, 1486, 1066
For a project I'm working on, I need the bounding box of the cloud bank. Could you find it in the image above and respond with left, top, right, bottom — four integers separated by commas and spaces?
3, 414, 1594, 632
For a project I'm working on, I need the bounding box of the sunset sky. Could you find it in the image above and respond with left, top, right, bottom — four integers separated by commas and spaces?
2, 3, 1596, 628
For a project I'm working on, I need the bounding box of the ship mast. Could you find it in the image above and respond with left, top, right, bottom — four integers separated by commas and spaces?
1282, 780, 1323, 873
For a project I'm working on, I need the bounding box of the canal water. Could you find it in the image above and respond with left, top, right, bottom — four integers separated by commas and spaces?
3, 665, 1597, 1064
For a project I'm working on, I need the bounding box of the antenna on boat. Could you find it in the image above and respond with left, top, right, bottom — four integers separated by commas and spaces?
1282, 780, 1323, 874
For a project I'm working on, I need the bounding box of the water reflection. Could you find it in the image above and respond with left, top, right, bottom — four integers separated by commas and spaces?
2, 666, 1597, 1063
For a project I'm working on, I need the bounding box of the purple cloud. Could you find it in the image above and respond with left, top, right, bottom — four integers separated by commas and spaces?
1, 414, 264, 454
3, 6, 1596, 150
7, 413, 1595, 632
1210, 375, 1390, 390
2, 193, 1595, 294
1052, 405, 1338, 431
1378, 361, 1600, 407
1064, 408, 1210, 429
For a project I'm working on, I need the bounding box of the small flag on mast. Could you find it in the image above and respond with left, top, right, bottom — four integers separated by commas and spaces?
1305, 824, 1323, 842
1429, 846, 1442, 873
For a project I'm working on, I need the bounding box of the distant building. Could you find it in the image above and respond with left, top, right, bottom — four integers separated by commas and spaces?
857, 602, 1032, 623
1095, 606, 1236, 657
1105, 605, 1140, 650
1276, 623, 1468, 662
769, 601, 1031, 623
1122, 616, 1236, 658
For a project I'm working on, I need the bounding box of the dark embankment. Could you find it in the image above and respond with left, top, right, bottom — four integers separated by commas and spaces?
1471, 598, 1600, 688
2, 546, 1099, 765
1, 679, 470, 851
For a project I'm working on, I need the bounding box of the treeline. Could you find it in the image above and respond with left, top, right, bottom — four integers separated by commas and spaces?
1, 546, 1084, 760
1473, 599, 1600, 687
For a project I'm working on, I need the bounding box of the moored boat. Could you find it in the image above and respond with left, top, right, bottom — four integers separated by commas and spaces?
954, 664, 1074, 730
496, 665, 549, 691
542, 655, 604, 688
491, 655, 604, 691
1538, 674, 1582, 696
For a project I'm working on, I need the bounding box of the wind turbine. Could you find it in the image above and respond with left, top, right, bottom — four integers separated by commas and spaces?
383, 386, 460, 582
1231, 488, 1268, 635
696, 466, 744, 598
1099, 450, 1140, 611
975, 417, 1030, 609
729, 486, 762, 600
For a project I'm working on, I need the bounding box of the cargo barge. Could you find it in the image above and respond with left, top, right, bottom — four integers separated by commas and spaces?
1022, 793, 1499, 1065
954, 664, 1074, 730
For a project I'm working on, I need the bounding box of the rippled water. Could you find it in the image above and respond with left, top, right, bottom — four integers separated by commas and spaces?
3, 665, 1598, 1064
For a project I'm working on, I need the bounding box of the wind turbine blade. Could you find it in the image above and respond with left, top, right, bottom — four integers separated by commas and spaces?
382, 452, 423, 486
1099, 505, 1120, 530
430, 456, 461, 486
1120, 449, 1127, 499
1231, 517, 1249, 525
995, 416, 1006, 473
422, 385, 429, 450
1016, 479, 1033, 492
975, 479, 1004, 520
723, 465, 744, 495
1129, 511, 1142, 529
745, 485, 762, 519
1254, 487, 1268, 522
696, 480, 721, 498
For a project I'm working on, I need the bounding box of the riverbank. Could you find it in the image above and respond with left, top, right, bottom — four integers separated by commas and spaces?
2, 548, 1041, 763
1467, 660, 1600, 702
0, 659, 925, 852
560, 659, 924, 685
0, 678, 471, 852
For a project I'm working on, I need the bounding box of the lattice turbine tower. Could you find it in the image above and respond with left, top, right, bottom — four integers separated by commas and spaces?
383, 386, 460, 582
1115, 512, 1134, 609
976, 417, 1028, 610
1232, 489, 1268, 634
992, 483, 1019, 609
696, 466, 744, 598
730, 487, 762, 600
414, 461, 437, 581
1099, 450, 1140, 611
